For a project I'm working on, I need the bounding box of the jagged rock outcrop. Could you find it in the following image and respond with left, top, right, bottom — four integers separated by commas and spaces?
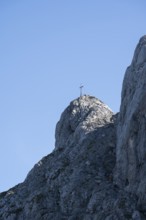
0, 96, 118, 220
55, 95, 113, 150
1, 36, 146, 219
115, 35, 146, 213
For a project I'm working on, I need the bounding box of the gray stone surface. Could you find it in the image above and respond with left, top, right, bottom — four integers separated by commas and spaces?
0, 95, 118, 219
115, 36, 146, 214
1, 36, 146, 219
55, 95, 113, 150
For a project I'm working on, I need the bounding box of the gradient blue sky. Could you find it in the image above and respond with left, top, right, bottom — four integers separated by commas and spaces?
0, 0, 146, 192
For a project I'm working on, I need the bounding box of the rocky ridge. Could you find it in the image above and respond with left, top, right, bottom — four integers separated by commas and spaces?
0, 36, 146, 219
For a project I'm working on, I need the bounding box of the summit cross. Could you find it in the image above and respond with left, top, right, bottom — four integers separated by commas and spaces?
80, 84, 84, 97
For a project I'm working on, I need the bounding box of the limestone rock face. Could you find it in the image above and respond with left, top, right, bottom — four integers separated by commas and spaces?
1, 37, 146, 219
55, 95, 113, 150
115, 36, 146, 211
0, 96, 118, 220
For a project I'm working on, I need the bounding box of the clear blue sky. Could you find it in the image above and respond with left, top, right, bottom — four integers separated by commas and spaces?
0, 0, 145, 192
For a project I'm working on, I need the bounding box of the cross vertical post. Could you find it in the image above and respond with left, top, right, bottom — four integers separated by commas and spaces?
80, 84, 84, 97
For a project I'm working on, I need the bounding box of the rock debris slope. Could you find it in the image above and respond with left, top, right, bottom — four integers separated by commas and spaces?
1, 36, 146, 219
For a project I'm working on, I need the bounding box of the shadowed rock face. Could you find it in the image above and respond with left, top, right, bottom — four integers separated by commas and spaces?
1, 37, 146, 219
115, 35, 146, 212
0, 96, 117, 220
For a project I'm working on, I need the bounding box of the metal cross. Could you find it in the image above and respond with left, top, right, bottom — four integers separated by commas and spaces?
80, 84, 84, 97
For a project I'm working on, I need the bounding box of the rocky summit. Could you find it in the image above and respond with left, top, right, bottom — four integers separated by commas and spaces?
1, 36, 146, 220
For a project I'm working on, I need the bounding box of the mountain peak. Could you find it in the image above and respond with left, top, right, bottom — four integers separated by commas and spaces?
55, 95, 113, 150
131, 35, 146, 67
1, 37, 146, 219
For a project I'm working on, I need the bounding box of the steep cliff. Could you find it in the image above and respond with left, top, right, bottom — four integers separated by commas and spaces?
0, 37, 146, 219
115, 35, 146, 214
0, 96, 117, 219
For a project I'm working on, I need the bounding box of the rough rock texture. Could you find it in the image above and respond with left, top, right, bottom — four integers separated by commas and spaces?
1, 36, 146, 219
0, 96, 118, 220
55, 95, 113, 150
115, 35, 146, 214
